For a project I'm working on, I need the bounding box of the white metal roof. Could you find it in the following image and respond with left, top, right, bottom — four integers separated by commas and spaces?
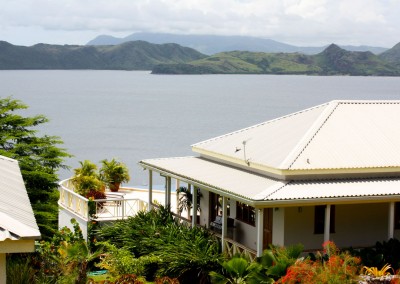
192, 100, 400, 172
140, 156, 286, 202
0, 155, 41, 241
140, 156, 400, 205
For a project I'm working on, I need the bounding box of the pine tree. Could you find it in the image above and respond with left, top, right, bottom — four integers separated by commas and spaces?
0, 96, 71, 239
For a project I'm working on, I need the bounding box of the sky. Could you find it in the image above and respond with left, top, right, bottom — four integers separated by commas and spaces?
1, 0, 399, 48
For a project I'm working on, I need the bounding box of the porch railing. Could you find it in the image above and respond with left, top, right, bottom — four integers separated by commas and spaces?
215, 235, 257, 262
58, 179, 148, 221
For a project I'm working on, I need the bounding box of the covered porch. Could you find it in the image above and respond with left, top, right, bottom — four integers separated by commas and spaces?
139, 156, 400, 256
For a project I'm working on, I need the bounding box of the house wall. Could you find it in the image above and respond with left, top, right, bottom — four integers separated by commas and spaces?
59, 207, 88, 240
233, 220, 257, 251
284, 203, 391, 250
272, 207, 285, 246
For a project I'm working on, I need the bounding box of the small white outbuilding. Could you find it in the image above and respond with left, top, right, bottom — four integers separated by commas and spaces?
0, 155, 41, 283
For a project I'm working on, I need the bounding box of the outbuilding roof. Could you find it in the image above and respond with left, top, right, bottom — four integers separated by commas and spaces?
0, 155, 41, 241
192, 100, 400, 173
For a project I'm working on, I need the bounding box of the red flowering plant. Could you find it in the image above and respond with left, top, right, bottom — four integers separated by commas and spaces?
278, 241, 361, 284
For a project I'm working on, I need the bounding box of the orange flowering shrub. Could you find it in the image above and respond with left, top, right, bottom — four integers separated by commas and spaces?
278, 241, 361, 284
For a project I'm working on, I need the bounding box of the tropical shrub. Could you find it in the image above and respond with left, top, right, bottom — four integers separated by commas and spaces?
36, 219, 101, 284
259, 243, 304, 280
209, 255, 274, 284
278, 241, 360, 284
98, 206, 223, 283
6, 256, 36, 284
351, 238, 400, 271
177, 186, 202, 219
100, 158, 130, 192
71, 160, 104, 197
97, 242, 161, 278
362, 263, 393, 277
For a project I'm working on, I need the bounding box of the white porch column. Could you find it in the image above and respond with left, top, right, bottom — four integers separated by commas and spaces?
165, 177, 172, 209
257, 208, 264, 257
0, 253, 5, 284
389, 202, 395, 239
175, 179, 180, 213
148, 170, 153, 212
192, 186, 198, 227
324, 205, 331, 243
186, 184, 192, 219
221, 196, 228, 252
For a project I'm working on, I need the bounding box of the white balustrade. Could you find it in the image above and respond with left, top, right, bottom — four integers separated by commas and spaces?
58, 179, 148, 221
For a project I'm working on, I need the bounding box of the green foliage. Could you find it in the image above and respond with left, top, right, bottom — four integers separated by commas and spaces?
97, 242, 162, 278
177, 186, 202, 218
6, 255, 36, 284
98, 206, 223, 283
209, 255, 274, 284
100, 158, 130, 191
350, 238, 400, 271
278, 241, 360, 284
72, 160, 104, 196
36, 219, 102, 284
0, 96, 70, 239
259, 243, 304, 280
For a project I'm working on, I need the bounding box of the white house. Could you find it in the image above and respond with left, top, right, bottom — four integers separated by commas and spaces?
139, 100, 400, 257
0, 155, 41, 283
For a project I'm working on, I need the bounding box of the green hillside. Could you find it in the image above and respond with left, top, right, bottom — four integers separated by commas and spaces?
152, 43, 400, 76
0, 40, 206, 70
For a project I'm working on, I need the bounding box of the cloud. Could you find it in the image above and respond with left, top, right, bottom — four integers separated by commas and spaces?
0, 0, 399, 47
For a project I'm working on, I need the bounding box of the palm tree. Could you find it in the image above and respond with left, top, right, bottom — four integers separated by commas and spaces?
209, 256, 274, 284
177, 186, 202, 220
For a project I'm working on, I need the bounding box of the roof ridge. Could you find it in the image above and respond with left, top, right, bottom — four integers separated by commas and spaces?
280, 101, 340, 169
192, 102, 330, 148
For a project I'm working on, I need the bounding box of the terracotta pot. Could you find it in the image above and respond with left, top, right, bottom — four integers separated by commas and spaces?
109, 182, 121, 192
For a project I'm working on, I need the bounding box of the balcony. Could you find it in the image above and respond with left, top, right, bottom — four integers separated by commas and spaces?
58, 179, 150, 222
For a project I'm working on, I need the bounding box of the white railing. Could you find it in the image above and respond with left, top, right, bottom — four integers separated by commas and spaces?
59, 179, 89, 221
215, 235, 257, 262
92, 198, 148, 221
58, 179, 148, 221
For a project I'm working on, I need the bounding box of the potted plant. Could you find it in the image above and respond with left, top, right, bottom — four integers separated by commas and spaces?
99, 158, 130, 192
71, 160, 105, 199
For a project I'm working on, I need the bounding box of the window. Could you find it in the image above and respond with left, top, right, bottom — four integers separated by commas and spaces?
314, 205, 335, 234
236, 202, 255, 226
395, 203, 400, 229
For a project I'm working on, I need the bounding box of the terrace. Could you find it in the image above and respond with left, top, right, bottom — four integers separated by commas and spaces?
58, 178, 256, 260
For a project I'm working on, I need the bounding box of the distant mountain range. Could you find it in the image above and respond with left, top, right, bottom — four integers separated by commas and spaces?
1, 39, 400, 76
0, 40, 205, 70
87, 32, 388, 55
153, 43, 400, 76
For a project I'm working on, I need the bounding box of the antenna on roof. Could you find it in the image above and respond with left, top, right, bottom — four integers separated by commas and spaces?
242, 139, 251, 166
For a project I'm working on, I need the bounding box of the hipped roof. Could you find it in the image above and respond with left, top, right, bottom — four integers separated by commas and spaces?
140, 100, 400, 205
192, 100, 400, 172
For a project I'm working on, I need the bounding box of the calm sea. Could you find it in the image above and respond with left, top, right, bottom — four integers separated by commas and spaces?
1, 70, 400, 186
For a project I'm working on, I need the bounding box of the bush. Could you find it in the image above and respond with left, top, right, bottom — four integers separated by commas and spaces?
351, 238, 400, 271
98, 206, 222, 283
278, 241, 360, 284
